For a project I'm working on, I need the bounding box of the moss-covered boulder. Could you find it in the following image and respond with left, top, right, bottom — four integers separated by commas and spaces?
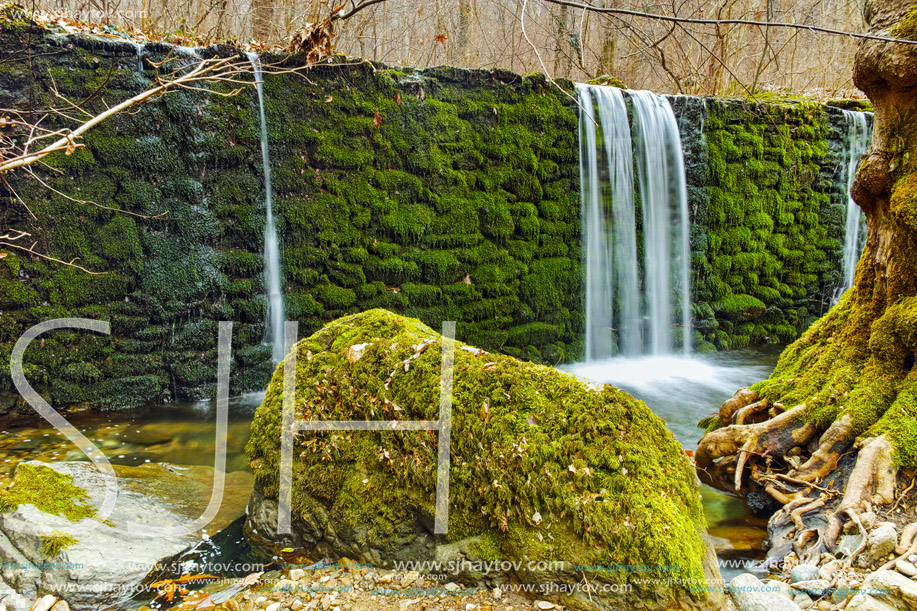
246, 309, 723, 610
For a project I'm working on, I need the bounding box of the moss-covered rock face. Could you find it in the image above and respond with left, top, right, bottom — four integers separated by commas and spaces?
0, 17, 862, 410
245, 309, 722, 611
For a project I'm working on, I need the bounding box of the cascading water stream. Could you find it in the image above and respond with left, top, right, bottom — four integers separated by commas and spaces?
247, 52, 286, 363
838, 110, 872, 295
576, 84, 692, 360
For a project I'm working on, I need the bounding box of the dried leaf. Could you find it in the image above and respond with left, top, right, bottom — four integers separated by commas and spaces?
395, 92, 402, 105
373, 110, 382, 129
435, 33, 447, 44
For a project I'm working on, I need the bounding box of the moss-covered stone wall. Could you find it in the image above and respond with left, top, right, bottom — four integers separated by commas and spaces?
674, 97, 863, 352
0, 19, 864, 411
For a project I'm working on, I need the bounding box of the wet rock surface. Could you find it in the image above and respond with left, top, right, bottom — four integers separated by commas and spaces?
0, 460, 252, 610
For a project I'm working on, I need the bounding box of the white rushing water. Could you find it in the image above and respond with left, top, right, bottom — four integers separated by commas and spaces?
839, 110, 872, 294
248, 52, 286, 363
576, 84, 692, 360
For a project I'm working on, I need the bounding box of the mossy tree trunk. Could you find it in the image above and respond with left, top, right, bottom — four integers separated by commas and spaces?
697, 0, 917, 552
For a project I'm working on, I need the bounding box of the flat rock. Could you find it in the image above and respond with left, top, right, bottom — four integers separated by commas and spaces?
845, 595, 898, 611
864, 569, 917, 609
0, 460, 252, 610
790, 580, 830, 596
729, 574, 803, 611
837, 534, 864, 558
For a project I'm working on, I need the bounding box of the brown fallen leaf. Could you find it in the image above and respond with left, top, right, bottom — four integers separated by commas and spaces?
373, 110, 382, 129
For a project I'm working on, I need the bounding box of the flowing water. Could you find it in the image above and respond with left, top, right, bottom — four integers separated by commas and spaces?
248, 52, 286, 364
838, 110, 872, 294
565, 347, 782, 576
576, 84, 691, 359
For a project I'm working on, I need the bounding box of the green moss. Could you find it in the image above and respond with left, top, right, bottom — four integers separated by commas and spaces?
247, 309, 708, 601
0, 463, 96, 521
40, 531, 78, 557
892, 5, 917, 40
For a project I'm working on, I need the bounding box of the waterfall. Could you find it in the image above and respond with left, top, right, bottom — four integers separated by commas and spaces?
247, 52, 286, 363
576, 84, 692, 361
838, 110, 871, 294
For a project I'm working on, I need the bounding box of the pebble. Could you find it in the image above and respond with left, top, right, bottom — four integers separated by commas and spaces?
401, 571, 421, 587
492, 588, 503, 600
895, 559, 917, 577
789, 564, 820, 583
793, 592, 814, 610
535, 601, 554, 610
445, 583, 461, 592
291, 601, 304, 611
265, 604, 281, 611
29, 596, 58, 611
290, 568, 306, 580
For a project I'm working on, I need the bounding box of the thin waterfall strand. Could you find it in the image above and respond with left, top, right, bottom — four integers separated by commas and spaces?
594, 87, 642, 355
248, 53, 286, 363
630, 91, 692, 356
577, 84, 692, 361
578, 86, 615, 361
839, 110, 871, 293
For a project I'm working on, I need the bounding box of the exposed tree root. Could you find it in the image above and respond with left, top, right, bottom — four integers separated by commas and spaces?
791, 496, 826, 533
896, 522, 917, 555
824, 436, 897, 551
695, 403, 818, 492
792, 415, 856, 483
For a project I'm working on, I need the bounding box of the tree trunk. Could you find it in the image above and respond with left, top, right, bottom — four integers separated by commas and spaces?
696, 0, 917, 550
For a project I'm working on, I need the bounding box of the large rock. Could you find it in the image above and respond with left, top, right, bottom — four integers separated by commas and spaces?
863, 569, 917, 609
0, 460, 252, 610
728, 573, 802, 611
245, 310, 724, 611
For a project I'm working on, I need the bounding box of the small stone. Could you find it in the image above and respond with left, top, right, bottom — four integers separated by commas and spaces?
896, 559, 917, 577
793, 592, 814, 610
29, 598, 57, 611
290, 568, 307, 580
254, 597, 267, 606
465, 605, 478, 611
818, 560, 840, 581
535, 602, 554, 610
291, 601, 304, 611
860, 512, 877, 530
49, 603, 69, 611
492, 588, 503, 600
831, 580, 851, 604
400, 600, 420, 611
378, 573, 395, 584
790, 564, 820, 583
401, 571, 421, 587
445, 583, 460, 593
266, 604, 281, 611
859, 524, 898, 567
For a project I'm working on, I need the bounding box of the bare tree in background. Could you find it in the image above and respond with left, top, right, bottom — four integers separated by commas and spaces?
27, 0, 873, 96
